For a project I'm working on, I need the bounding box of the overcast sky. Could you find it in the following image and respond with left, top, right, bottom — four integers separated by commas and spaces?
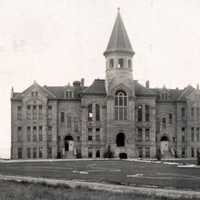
1, 0, 200, 158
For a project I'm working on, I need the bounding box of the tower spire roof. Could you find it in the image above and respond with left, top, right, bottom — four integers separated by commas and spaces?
104, 9, 134, 56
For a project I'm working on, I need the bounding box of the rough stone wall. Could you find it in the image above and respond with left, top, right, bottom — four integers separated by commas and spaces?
81, 95, 107, 158
135, 97, 156, 158
156, 102, 177, 157
57, 100, 81, 158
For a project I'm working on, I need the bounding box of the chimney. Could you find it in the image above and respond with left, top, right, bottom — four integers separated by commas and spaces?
11, 86, 14, 98
81, 78, 85, 87
145, 80, 150, 88
73, 81, 81, 87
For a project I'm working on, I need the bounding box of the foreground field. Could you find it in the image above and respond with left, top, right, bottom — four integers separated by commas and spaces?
0, 180, 198, 200
0, 159, 199, 191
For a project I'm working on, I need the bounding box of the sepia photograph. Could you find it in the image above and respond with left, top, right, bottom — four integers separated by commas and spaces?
0, 0, 200, 199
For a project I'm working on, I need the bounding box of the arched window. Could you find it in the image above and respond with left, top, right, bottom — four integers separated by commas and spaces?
109, 59, 114, 68
116, 133, 125, 147
118, 58, 124, 68
88, 104, 93, 121
137, 105, 142, 122
114, 90, 128, 120
95, 104, 100, 121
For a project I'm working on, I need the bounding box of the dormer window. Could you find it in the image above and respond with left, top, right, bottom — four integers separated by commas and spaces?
31, 91, 38, 97
118, 58, 124, 68
66, 90, 73, 99
109, 59, 114, 68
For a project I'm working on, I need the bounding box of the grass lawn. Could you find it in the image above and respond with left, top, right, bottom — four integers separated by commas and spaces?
0, 159, 200, 191
0, 180, 198, 200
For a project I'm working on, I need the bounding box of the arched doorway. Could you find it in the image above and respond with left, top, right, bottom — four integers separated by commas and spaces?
64, 135, 73, 152
116, 133, 125, 147
96, 150, 100, 158
160, 135, 169, 155
119, 152, 127, 159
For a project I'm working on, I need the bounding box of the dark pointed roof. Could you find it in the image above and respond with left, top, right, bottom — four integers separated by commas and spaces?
82, 79, 106, 95
104, 9, 134, 56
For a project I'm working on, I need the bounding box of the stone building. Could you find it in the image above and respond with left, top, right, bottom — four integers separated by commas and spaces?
11, 10, 200, 159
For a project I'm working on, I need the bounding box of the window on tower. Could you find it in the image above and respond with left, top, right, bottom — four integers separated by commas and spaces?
118, 58, 124, 68
109, 59, 114, 68
128, 59, 132, 68
114, 90, 128, 120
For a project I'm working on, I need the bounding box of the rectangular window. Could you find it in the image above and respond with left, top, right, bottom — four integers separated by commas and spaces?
145, 105, 150, 122
88, 135, 93, 141
61, 112, 65, 123
95, 104, 100, 121
38, 105, 43, 120
145, 129, 150, 141
39, 126, 43, 142
138, 146, 143, 158
47, 126, 52, 142
109, 59, 114, 68
47, 105, 52, 120
27, 126, 31, 142
197, 107, 200, 120
17, 106, 22, 120
191, 107, 194, 120
33, 105, 37, 120
17, 126, 22, 142
197, 128, 200, 142
182, 148, 185, 158
33, 147, 37, 159
191, 147, 195, 157
67, 116, 72, 128
88, 128, 92, 133
128, 59, 132, 68
66, 91, 73, 98
137, 128, 143, 142
88, 148, 93, 158
39, 147, 43, 158
169, 113, 173, 124
33, 126, 37, 142
96, 134, 100, 142
74, 117, 79, 132
96, 128, 100, 142
88, 104, 93, 121
181, 107, 185, 120
27, 148, 31, 159
145, 147, 150, 158
182, 135, 185, 143
26, 105, 31, 120
137, 105, 143, 122
18, 147, 22, 159
47, 147, 52, 158
191, 127, 195, 142
162, 118, 166, 129
118, 58, 124, 68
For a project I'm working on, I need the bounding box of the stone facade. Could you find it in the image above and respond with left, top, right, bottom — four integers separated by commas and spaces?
11, 11, 200, 159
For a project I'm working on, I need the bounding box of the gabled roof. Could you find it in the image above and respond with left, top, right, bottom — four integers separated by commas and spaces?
104, 9, 134, 56
82, 79, 106, 95
177, 85, 194, 100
